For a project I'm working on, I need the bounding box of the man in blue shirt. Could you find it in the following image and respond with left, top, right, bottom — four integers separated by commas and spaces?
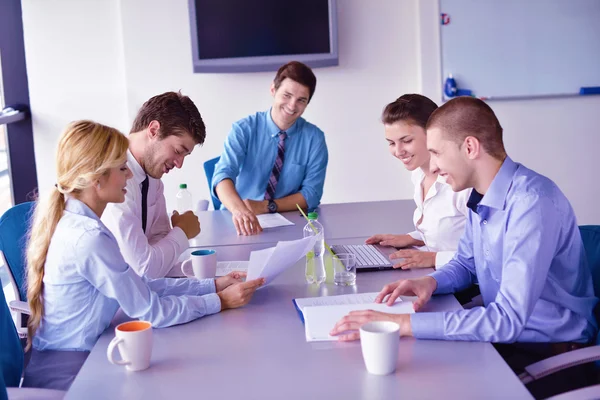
212, 61, 328, 235
331, 97, 597, 381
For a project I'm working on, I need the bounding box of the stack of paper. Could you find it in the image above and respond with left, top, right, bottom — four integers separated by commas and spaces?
293, 293, 415, 342
256, 213, 294, 229
245, 235, 318, 286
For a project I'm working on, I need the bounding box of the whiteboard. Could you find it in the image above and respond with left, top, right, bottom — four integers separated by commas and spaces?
439, 0, 600, 99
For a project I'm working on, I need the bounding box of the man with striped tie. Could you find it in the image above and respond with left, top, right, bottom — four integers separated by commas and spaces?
213, 61, 329, 236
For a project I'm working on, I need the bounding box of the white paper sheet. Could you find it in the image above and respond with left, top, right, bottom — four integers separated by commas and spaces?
294, 292, 415, 342
215, 261, 249, 277
245, 235, 317, 286
256, 213, 295, 229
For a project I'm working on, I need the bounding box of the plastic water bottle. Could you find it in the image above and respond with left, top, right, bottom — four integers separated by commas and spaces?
175, 183, 193, 213
304, 212, 326, 285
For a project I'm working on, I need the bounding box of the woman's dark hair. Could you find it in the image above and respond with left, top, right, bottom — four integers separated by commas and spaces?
381, 94, 438, 129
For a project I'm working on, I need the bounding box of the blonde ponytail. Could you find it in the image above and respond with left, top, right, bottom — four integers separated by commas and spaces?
25, 120, 129, 350
26, 188, 65, 350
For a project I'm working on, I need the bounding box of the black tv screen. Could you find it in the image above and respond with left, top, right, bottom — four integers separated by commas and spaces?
188, 0, 338, 72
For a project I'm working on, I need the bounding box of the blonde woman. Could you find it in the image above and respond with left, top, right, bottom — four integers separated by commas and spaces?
24, 121, 264, 390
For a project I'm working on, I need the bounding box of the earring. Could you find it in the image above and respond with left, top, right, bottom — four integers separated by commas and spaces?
96, 182, 101, 190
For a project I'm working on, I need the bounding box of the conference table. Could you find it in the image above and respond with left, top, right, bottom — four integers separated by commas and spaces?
65, 200, 533, 399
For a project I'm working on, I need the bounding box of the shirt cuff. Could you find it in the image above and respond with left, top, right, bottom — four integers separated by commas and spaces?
299, 188, 318, 211
202, 293, 222, 315
169, 226, 189, 252
194, 278, 217, 295
429, 270, 454, 294
435, 251, 455, 269
211, 173, 234, 198
410, 312, 446, 340
407, 230, 423, 241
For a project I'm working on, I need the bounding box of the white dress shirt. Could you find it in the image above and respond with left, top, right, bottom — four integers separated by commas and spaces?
407, 168, 471, 268
102, 150, 189, 279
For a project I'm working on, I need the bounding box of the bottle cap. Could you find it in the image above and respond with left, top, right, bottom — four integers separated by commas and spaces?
307, 212, 318, 220
179, 184, 187, 189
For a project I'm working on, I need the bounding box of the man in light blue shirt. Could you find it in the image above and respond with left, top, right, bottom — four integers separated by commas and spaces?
332, 97, 597, 350
213, 61, 328, 235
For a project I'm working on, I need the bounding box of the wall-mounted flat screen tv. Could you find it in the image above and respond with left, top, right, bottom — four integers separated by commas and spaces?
188, 0, 338, 73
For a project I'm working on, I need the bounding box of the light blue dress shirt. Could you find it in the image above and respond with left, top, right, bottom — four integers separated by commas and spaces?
33, 198, 221, 352
411, 157, 598, 343
212, 109, 328, 210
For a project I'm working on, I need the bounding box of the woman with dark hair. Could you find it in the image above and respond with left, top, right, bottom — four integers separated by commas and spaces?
366, 94, 471, 270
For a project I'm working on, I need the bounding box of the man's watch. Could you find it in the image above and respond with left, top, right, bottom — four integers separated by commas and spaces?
267, 199, 278, 213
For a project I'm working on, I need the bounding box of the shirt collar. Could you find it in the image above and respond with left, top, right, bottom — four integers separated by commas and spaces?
64, 197, 102, 222
266, 108, 300, 138
127, 150, 147, 185
479, 156, 518, 211
412, 167, 447, 195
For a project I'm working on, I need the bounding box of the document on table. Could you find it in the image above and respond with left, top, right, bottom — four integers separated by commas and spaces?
215, 261, 249, 277
293, 292, 415, 342
245, 235, 318, 286
256, 213, 294, 229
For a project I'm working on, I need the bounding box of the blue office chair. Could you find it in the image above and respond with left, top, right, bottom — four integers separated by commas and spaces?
1, 286, 65, 399
1, 373, 7, 400
203, 156, 222, 210
0, 202, 35, 339
0, 273, 24, 388
518, 225, 600, 399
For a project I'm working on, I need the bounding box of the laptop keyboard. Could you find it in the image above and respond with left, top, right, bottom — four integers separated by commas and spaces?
330, 245, 393, 267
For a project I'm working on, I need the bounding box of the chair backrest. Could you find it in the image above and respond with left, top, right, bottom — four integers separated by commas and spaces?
0, 277, 24, 387
580, 226, 600, 297
0, 202, 35, 301
0, 373, 7, 399
579, 225, 600, 346
203, 157, 222, 210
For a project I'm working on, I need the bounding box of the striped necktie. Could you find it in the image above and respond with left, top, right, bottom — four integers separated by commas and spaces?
264, 131, 287, 201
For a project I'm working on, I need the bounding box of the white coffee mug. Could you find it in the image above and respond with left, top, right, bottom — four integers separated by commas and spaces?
182, 249, 217, 279
360, 321, 400, 375
107, 321, 153, 372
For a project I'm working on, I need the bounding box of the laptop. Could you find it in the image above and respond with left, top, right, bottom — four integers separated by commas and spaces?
330, 244, 396, 272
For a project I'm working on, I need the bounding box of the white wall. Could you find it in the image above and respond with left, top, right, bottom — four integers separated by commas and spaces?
21, 0, 129, 195
22, 0, 600, 224
119, 0, 419, 211
494, 97, 600, 224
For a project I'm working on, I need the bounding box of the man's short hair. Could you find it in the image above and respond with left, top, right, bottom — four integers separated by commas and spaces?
426, 96, 506, 160
381, 94, 438, 129
273, 61, 317, 102
131, 91, 206, 144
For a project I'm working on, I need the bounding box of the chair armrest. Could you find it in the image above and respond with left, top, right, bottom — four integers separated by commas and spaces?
544, 383, 600, 400
8, 301, 29, 339
519, 345, 600, 384
8, 300, 30, 315
196, 199, 210, 212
